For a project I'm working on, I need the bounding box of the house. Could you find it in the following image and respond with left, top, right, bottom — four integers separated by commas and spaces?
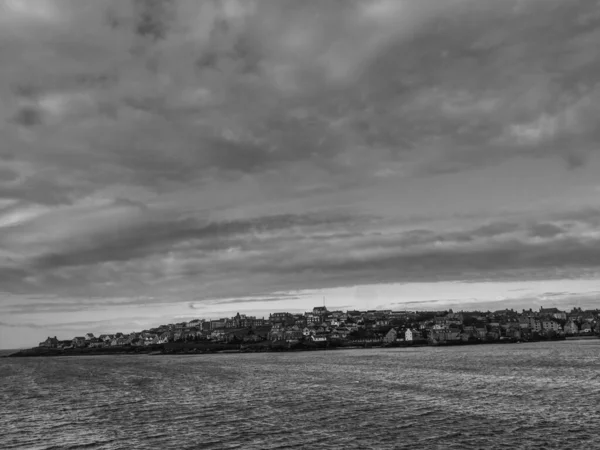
459, 332, 472, 342
210, 330, 227, 342
504, 324, 523, 340
268, 330, 285, 341
99, 334, 115, 343
552, 311, 567, 320
539, 307, 567, 320
110, 337, 128, 346
539, 307, 560, 316
486, 329, 501, 341
312, 306, 329, 318
144, 335, 159, 345
446, 312, 464, 322
505, 328, 522, 340
475, 327, 488, 339
346, 310, 363, 322
305, 313, 320, 324
284, 330, 303, 343
383, 328, 398, 343
463, 325, 477, 335
270, 312, 295, 322
85, 333, 95, 341
336, 327, 350, 338
126, 333, 141, 344
293, 317, 307, 327
375, 319, 390, 327
405, 329, 423, 341
329, 331, 343, 341
88, 338, 105, 348
72, 337, 87, 348
231, 313, 267, 328
542, 320, 561, 332
39, 336, 59, 348
528, 317, 542, 332
270, 323, 284, 332
157, 332, 173, 344
331, 311, 347, 320
225, 329, 250, 343
209, 319, 226, 330
428, 329, 460, 343
564, 320, 579, 335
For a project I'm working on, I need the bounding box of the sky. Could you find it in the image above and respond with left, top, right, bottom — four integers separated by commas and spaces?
1, 0, 600, 349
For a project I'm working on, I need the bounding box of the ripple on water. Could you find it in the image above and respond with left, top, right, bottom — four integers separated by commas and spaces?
1, 342, 600, 449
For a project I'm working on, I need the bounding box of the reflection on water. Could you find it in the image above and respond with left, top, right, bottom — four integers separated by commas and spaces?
1, 341, 599, 449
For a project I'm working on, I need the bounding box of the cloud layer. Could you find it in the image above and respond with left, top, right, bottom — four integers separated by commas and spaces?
1, 0, 600, 346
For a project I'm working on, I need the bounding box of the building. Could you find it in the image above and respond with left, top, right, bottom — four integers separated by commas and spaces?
542, 320, 562, 332
232, 313, 267, 328
539, 307, 567, 320
305, 313, 320, 324
475, 326, 488, 339
39, 336, 58, 348
383, 328, 398, 343
428, 329, 460, 343
518, 317, 530, 329
564, 320, 579, 335
270, 312, 295, 325
528, 317, 542, 332
310, 307, 329, 323
405, 329, 423, 341
209, 319, 226, 330
72, 337, 87, 348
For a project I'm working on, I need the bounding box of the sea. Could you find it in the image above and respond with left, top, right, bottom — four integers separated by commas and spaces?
1, 341, 599, 450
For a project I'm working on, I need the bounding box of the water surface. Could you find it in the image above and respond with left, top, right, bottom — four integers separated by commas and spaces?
2, 341, 599, 449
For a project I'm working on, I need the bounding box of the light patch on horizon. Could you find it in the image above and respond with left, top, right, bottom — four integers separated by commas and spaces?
2, 0, 600, 348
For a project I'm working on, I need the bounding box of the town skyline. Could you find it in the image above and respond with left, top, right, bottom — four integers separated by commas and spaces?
28, 303, 599, 355
3, 283, 600, 350
2, 1, 600, 350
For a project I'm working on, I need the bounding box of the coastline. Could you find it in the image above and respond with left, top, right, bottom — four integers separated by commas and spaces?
5, 335, 589, 358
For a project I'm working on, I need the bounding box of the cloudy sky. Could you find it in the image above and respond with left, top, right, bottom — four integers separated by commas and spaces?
1, 0, 600, 348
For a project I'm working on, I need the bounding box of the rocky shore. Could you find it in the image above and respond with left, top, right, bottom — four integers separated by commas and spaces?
4, 335, 574, 358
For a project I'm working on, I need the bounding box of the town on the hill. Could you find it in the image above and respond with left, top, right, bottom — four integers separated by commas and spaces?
38, 305, 600, 351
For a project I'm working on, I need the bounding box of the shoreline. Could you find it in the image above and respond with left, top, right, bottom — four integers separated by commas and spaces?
5, 336, 590, 358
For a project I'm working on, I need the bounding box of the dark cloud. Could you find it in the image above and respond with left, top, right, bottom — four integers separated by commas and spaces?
133, 0, 174, 42
11, 106, 43, 127
0, 321, 45, 329
0, 167, 19, 183
529, 223, 565, 238
235, 229, 600, 291
0, 0, 597, 213
30, 211, 371, 270
1, 0, 600, 336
